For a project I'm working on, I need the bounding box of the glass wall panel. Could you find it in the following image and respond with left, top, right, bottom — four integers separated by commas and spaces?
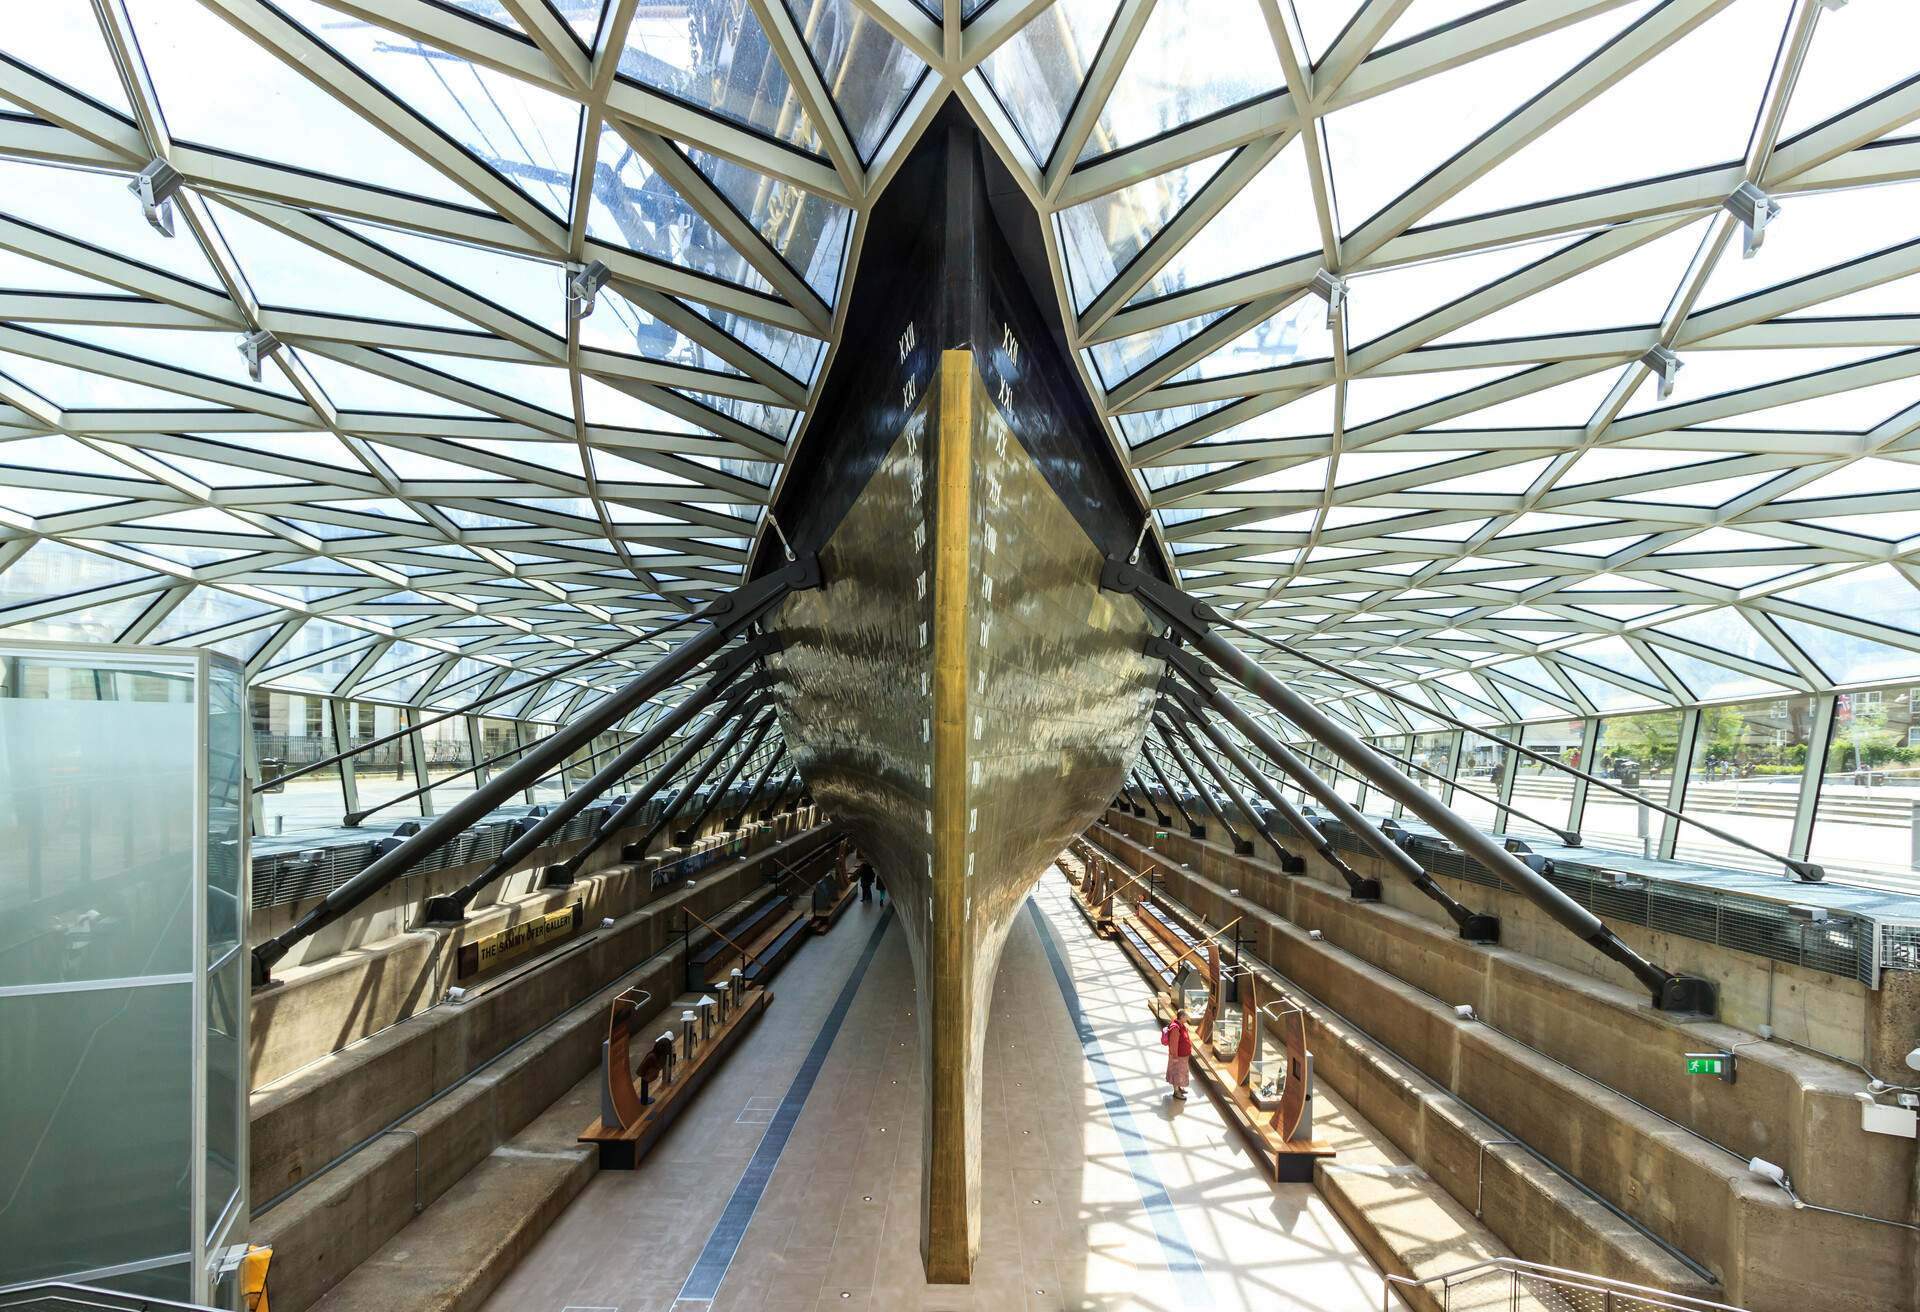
1809, 683, 1920, 883
525, 724, 563, 803
251, 686, 343, 833
345, 700, 421, 819
0, 981, 195, 1290
1450, 732, 1507, 828
0, 652, 196, 987
475, 716, 520, 786
1509, 718, 1585, 842
1373, 735, 1410, 812
1675, 697, 1814, 872
419, 714, 478, 815
1409, 730, 1455, 801
1587, 710, 1682, 855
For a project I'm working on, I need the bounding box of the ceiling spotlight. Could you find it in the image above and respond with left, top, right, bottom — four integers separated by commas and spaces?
1309, 269, 1347, 322
238, 330, 282, 383
567, 258, 610, 320
1641, 346, 1683, 400
1723, 181, 1780, 258
128, 159, 184, 237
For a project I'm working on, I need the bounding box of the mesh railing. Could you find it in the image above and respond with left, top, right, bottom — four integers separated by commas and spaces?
1244, 804, 1880, 984
1384, 1260, 1740, 1312
0, 1283, 222, 1312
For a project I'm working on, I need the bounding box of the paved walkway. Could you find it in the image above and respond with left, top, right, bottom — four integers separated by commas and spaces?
483, 877, 1383, 1312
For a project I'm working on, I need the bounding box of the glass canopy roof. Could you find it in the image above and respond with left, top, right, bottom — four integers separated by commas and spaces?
2, 0, 1919, 732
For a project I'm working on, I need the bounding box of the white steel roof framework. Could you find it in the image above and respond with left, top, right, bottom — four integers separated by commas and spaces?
1, 0, 1919, 737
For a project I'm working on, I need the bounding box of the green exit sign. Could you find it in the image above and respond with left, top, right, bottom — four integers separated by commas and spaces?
1685, 1052, 1736, 1082
1156, 830, 1168, 839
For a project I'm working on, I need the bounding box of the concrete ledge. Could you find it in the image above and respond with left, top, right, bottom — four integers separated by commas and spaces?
1096, 821, 1916, 1312
1103, 810, 1917, 1226
307, 1075, 600, 1312
249, 818, 831, 1089
1312, 1087, 1512, 1312
251, 946, 684, 1312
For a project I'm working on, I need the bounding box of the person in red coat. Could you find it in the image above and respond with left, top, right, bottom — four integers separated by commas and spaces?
1161, 1010, 1193, 1100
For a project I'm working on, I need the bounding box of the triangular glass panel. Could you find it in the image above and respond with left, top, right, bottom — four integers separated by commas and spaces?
42, 324, 304, 398
210, 201, 475, 329
0, 159, 224, 289
1085, 307, 1232, 390
1655, 647, 1789, 702
1776, 617, 1920, 685
295, 348, 490, 417
278, 0, 580, 220
1058, 151, 1233, 312
1162, 296, 1332, 385
394, 350, 576, 419
1079, 0, 1284, 163
1426, 0, 1790, 225
782, 0, 928, 162
125, 0, 486, 208
5, 4, 133, 114
341, 220, 567, 335
1348, 234, 1585, 347
1429, 371, 1618, 430
618, 3, 822, 155
1431, 218, 1711, 344
686, 141, 852, 302
1342, 364, 1527, 428
1778, 2, 1920, 141
586, 125, 771, 295
1654, 607, 1794, 672
1698, 177, 1920, 312
979, 0, 1124, 166
0, 347, 222, 410
1323, 3, 1656, 232
1619, 347, 1895, 419
1126, 135, 1319, 306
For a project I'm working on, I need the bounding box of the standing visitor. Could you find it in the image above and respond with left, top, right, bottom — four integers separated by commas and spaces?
856, 861, 875, 904
1161, 1010, 1193, 1100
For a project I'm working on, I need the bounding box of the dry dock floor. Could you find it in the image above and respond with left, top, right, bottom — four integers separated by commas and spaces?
483, 876, 1384, 1312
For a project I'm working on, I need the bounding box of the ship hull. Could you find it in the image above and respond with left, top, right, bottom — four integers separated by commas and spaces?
766, 349, 1156, 1278
755, 107, 1164, 1281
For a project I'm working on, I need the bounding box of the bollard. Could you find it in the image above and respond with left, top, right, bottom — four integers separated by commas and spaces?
681, 1010, 697, 1059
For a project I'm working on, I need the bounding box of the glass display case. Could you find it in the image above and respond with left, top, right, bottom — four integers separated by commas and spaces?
0, 640, 248, 1306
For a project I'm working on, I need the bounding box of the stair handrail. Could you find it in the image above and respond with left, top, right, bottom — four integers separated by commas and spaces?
1381, 1257, 1740, 1312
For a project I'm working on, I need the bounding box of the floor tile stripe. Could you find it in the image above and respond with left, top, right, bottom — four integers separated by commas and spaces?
1026, 893, 1217, 1309
675, 906, 894, 1304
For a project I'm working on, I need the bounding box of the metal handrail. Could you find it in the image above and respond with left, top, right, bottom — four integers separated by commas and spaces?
1226, 617, 1823, 882
254, 609, 701, 793
1382, 1258, 1741, 1312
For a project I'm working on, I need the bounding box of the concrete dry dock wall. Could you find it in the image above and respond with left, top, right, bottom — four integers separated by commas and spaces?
1096, 811, 1918, 1312
247, 819, 834, 1312
249, 808, 819, 1087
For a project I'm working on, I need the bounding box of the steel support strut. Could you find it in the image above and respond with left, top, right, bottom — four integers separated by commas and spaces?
1158, 651, 1496, 940
727, 744, 788, 829
1159, 698, 1272, 858
419, 643, 771, 922
549, 688, 765, 884
762, 762, 801, 819
1155, 719, 1243, 848
1108, 560, 1713, 1013
1129, 769, 1172, 825
1141, 744, 1200, 833
677, 711, 775, 843
251, 557, 820, 986
637, 704, 770, 856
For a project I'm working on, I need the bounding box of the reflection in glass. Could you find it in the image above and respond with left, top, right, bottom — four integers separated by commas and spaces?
1508, 719, 1584, 843
1587, 710, 1682, 855
1810, 684, 1920, 886
1675, 697, 1813, 872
